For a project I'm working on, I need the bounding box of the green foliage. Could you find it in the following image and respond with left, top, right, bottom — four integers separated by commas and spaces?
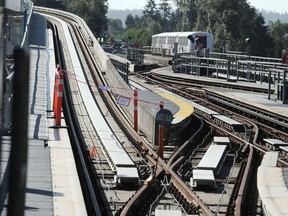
125, 14, 143, 29
268, 20, 288, 57
143, 0, 159, 21
106, 18, 124, 44
108, 18, 124, 36
66, 0, 108, 37
194, 0, 273, 56
174, 0, 197, 31
59, 0, 288, 56
118, 0, 174, 46
119, 28, 151, 47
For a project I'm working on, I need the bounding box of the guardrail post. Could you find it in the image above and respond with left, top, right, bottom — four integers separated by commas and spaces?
216, 60, 219, 78
268, 71, 271, 100
227, 59, 230, 80
283, 71, 288, 104
236, 61, 239, 80
260, 63, 264, 82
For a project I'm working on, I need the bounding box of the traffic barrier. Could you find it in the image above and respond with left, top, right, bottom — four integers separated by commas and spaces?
53, 65, 64, 126
53, 64, 60, 114
90, 145, 96, 157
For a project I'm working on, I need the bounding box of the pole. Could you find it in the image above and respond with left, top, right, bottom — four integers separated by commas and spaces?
133, 88, 138, 132
158, 101, 164, 158
268, 71, 271, 100
283, 71, 287, 104
8, 48, 30, 216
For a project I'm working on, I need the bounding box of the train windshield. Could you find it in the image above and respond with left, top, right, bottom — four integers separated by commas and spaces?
195, 34, 207, 49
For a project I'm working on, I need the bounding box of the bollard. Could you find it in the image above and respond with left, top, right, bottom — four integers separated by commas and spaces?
133, 89, 138, 132
55, 69, 64, 126
90, 146, 96, 158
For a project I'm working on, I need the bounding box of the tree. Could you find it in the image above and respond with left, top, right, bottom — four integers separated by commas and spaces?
143, 0, 161, 22
158, 0, 172, 31
67, 0, 108, 37
108, 18, 124, 36
173, 0, 198, 31
268, 20, 288, 57
147, 18, 163, 35
125, 14, 136, 29
193, 0, 273, 55
143, 0, 156, 18
120, 28, 151, 47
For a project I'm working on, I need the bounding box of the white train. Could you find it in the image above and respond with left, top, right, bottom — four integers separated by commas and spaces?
151, 31, 213, 56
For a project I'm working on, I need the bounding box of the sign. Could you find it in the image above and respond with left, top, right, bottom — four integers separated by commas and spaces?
117, 95, 131, 106
156, 109, 173, 126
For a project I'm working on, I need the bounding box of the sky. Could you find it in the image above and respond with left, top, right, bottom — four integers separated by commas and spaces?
108, 0, 288, 14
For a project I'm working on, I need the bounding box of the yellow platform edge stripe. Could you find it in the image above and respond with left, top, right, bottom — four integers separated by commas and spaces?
155, 90, 194, 118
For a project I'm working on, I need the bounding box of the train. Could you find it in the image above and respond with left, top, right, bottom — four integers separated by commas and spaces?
151, 31, 214, 56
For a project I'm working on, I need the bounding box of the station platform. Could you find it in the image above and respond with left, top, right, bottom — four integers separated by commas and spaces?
152, 67, 288, 118
130, 78, 194, 125
0, 14, 86, 215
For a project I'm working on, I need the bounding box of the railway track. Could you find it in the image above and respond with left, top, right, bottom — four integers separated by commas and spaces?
146, 72, 288, 142
37, 7, 212, 216
148, 72, 274, 94
44, 13, 152, 215
132, 69, 288, 215
35, 7, 287, 216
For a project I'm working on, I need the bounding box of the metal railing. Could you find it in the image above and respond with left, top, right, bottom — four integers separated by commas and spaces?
172, 52, 288, 103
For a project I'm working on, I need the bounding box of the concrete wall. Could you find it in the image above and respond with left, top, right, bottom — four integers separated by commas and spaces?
138, 102, 156, 144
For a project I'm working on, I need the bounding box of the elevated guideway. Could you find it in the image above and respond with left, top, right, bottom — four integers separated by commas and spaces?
0, 10, 87, 215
